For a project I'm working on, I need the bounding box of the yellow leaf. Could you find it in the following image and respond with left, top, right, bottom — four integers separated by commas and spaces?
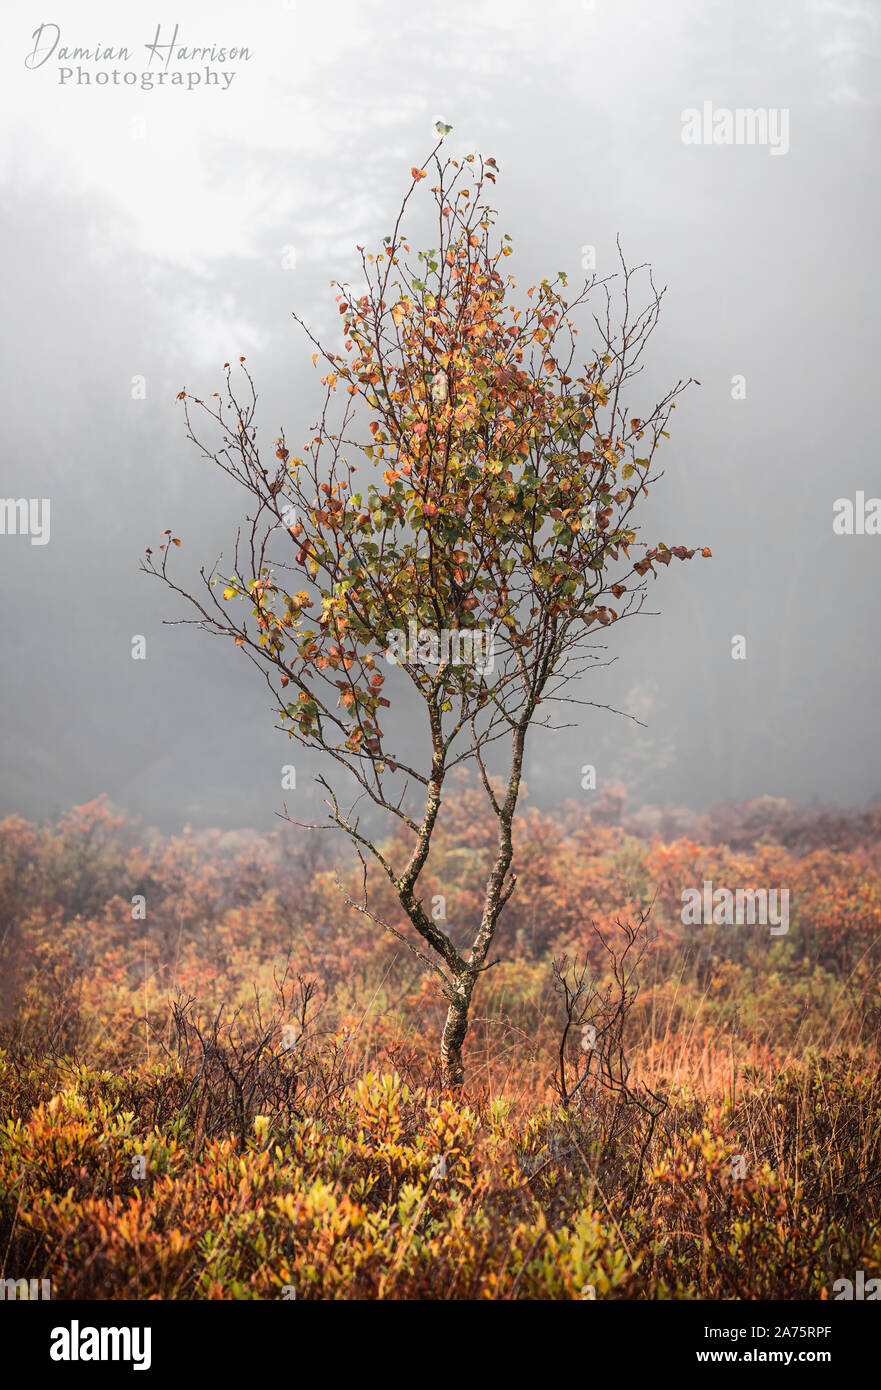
391, 298, 413, 326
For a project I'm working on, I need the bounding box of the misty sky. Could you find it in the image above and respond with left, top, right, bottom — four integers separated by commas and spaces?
1, 0, 879, 830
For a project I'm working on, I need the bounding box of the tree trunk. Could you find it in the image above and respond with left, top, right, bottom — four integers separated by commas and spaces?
440, 985, 472, 1090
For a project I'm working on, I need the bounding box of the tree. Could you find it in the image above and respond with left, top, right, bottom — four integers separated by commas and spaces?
144, 129, 708, 1089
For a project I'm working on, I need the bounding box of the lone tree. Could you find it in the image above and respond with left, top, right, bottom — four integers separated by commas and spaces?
144, 130, 708, 1089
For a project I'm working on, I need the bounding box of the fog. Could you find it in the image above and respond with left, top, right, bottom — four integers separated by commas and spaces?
1, 0, 878, 829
